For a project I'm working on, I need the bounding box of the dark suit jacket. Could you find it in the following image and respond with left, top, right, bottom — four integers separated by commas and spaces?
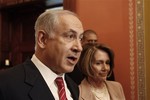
0, 59, 79, 100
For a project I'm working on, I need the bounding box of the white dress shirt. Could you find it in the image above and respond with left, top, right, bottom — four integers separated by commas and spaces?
31, 54, 73, 100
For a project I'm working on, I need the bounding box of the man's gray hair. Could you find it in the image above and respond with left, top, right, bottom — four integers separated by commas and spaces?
34, 10, 78, 49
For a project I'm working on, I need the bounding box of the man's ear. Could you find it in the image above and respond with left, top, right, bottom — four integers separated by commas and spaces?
37, 30, 48, 48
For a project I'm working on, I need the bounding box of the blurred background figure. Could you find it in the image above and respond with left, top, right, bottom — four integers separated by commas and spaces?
81, 29, 98, 45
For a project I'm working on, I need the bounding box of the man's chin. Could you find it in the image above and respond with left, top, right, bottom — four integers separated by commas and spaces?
65, 66, 75, 73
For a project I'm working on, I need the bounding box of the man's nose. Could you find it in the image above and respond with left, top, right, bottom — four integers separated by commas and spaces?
72, 39, 83, 52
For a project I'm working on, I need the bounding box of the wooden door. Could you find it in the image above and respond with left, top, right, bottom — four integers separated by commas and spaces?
9, 8, 44, 66
0, 6, 44, 67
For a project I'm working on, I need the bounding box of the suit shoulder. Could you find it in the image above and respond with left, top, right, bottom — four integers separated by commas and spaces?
0, 59, 33, 77
0, 63, 24, 75
106, 80, 122, 87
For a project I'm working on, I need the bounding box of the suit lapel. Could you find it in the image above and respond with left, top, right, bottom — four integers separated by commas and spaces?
23, 59, 55, 100
79, 79, 96, 100
105, 81, 118, 100
65, 75, 79, 100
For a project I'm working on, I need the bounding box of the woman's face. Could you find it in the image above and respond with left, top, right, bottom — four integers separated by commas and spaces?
92, 49, 110, 81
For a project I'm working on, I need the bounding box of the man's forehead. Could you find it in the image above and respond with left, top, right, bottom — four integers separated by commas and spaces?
86, 33, 97, 36
85, 34, 97, 38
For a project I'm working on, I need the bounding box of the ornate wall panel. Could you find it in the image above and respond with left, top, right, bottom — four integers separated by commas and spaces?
136, 0, 146, 99
63, 0, 147, 99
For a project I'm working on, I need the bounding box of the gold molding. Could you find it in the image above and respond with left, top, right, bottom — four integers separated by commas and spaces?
129, 0, 136, 99
136, 0, 146, 100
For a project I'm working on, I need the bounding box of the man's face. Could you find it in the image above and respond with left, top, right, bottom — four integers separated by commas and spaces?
82, 33, 98, 46
44, 14, 83, 74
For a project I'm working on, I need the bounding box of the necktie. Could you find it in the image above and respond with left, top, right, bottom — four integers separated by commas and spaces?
55, 77, 67, 100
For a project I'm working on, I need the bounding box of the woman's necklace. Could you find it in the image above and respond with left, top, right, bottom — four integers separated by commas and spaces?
90, 83, 110, 100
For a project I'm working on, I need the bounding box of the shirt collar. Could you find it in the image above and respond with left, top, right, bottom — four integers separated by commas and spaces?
31, 54, 65, 85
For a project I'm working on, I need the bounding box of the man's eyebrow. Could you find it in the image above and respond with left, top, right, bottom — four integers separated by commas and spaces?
67, 29, 83, 37
62, 29, 75, 35
69, 29, 77, 34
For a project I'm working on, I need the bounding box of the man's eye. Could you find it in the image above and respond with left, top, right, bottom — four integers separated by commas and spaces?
79, 34, 83, 41
64, 33, 76, 42
68, 34, 75, 39
88, 40, 93, 43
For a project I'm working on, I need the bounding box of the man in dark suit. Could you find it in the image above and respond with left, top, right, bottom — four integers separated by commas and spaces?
0, 9, 84, 100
